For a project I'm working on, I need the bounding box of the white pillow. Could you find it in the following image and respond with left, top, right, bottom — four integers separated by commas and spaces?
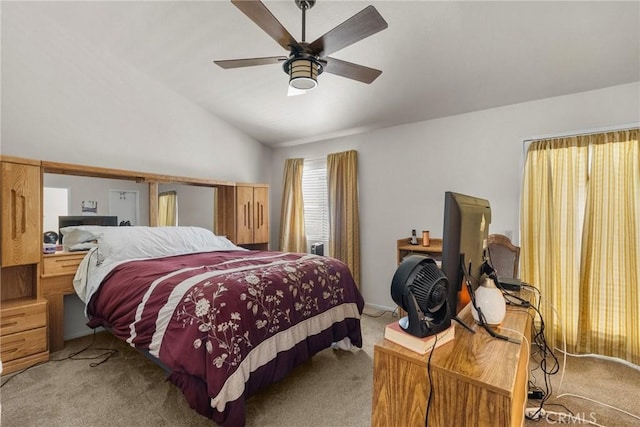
96, 226, 245, 263
60, 226, 104, 246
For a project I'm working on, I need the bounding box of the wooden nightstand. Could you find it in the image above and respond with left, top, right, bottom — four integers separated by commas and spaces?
41, 251, 87, 352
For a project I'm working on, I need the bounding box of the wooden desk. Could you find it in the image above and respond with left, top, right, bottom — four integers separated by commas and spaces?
372, 303, 531, 427
41, 252, 87, 352
397, 237, 443, 264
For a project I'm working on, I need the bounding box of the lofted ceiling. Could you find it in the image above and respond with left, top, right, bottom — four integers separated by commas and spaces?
4, 1, 640, 147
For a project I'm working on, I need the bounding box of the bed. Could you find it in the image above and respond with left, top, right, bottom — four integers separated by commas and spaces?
68, 226, 364, 426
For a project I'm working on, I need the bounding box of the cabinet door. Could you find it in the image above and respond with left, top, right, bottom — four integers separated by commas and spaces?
235, 186, 254, 245
253, 186, 269, 244
1, 162, 41, 267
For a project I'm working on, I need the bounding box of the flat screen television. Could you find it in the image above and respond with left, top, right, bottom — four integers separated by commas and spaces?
441, 191, 491, 318
58, 215, 118, 243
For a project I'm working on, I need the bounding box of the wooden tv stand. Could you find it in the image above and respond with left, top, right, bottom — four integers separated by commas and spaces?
372, 302, 531, 427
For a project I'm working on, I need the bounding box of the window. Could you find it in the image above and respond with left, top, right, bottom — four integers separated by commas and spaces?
302, 158, 329, 252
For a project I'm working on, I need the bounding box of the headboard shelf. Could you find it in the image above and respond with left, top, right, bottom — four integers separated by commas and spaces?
42, 160, 147, 181
42, 160, 236, 188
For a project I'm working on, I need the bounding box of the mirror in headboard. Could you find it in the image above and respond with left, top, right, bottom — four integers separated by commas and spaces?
42, 160, 237, 235
43, 173, 150, 234
157, 183, 215, 230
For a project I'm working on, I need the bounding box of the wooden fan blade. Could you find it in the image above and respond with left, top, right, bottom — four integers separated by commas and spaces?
231, 0, 301, 51
323, 57, 382, 84
309, 5, 388, 57
214, 56, 287, 69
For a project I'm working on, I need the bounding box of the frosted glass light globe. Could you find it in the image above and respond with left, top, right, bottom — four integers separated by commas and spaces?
471, 278, 506, 326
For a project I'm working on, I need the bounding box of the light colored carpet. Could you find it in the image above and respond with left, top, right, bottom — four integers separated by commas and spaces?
524, 350, 640, 426
1, 309, 638, 426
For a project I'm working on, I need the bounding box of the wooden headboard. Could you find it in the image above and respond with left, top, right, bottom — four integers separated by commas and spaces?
2, 155, 269, 356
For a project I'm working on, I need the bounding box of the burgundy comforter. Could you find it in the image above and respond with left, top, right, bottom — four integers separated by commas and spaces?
87, 251, 364, 426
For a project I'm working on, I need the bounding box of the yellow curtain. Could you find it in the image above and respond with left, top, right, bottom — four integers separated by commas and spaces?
327, 150, 361, 287
521, 128, 639, 365
158, 191, 177, 226
279, 158, 307, 252
577, 130, 640, 363
521, 136, 589, 354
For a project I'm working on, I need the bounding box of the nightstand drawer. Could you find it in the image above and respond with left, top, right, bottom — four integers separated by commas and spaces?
42, 252, 86, 276
0, 299, 47, 336
0, 327, 47, 362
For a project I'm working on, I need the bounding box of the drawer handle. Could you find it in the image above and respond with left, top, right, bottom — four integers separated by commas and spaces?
10, 190, 27, 238
1, 312, 25, 326
2, 347, 20, 355
0, 320, 19, 329
1, 338, 25, 355
59, 261, 80, 267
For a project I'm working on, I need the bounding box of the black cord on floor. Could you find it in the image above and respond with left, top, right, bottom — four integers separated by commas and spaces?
1, 330, 118, 388
50, 329, 118, 367
425, 334, 438, 426
544, 403, 575, 416
0, 364, 41, 388
524, 292, 560, 421
363, 309, 394, 318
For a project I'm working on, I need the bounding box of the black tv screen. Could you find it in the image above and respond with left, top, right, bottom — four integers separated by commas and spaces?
441, 191, 491, 317
58, 215, 118, 243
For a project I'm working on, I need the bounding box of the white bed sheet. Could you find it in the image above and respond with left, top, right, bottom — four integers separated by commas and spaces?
72, 226, 247, 307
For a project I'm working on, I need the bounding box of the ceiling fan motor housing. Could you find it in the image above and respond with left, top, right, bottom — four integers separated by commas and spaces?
391, 255, 452, 337
283, 52, 324, 90
295, 0, 316, 11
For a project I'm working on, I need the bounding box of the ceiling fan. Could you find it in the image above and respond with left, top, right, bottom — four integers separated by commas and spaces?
214, 0, 388, 94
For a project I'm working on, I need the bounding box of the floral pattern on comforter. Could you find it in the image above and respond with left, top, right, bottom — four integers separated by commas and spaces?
86, 251, 364, 426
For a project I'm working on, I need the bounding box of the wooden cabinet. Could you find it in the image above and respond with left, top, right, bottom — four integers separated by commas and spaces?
0, 156, 49, 374
397, 237, 443, 265
235, 185, 269, 245
216, 183, 269, 250
2, 160, 42, 267
372, 303, 531, 427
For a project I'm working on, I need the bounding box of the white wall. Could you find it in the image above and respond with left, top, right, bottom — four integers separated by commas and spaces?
0, 3, 271, 183
270, 82, 640, 311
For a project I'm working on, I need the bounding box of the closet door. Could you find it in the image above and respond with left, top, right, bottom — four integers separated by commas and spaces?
252, 186, 269, 244
1, 161, 41, 267
235, 186, 254, 245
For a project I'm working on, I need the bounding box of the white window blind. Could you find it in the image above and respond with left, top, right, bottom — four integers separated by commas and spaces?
302, 158, 329, 251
